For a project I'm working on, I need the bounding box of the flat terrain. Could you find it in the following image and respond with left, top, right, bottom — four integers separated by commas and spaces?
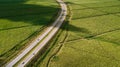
35, 0, 120, 67
0, 0, 58, 64
5, 0, 67, 66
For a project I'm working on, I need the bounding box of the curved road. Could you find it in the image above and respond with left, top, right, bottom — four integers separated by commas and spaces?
5, 0, 67, 67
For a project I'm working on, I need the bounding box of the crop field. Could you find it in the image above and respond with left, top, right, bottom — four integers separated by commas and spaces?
0, 0, 58, 64
36, 0, 120, 67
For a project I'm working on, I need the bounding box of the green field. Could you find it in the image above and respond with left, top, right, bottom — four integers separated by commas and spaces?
34, 0, 120, 67
0, 0, 59, 64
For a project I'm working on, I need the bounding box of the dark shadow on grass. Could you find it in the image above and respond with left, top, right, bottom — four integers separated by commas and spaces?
65, 2, 76, 4
0, 0, 27, 3
0, 0, 60, 65
1, 0, 120, 66
28, 1, 120, 66
68, 24, 91, 34
66, 27, 120, 45
0, 0, 59, 26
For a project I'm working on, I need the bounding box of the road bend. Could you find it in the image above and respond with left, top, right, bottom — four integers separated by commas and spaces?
5, 0, 67, 67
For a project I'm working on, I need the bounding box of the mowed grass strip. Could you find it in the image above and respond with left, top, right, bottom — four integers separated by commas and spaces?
0, 0, 59, 64
48, 0, 120, 67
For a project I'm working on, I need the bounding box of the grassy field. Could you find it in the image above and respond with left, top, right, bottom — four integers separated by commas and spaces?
0, 0, 59, 65
33, 0, 120, 67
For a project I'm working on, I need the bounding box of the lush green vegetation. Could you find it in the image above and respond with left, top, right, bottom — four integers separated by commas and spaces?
0, 0, 59, 65
33, 0, 120, 67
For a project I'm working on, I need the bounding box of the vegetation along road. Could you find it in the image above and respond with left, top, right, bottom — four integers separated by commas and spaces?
0, 0, 58, 66
47, 0, 120, 67
5, 0, 67, 67
3, 0, 120, 67
26, 0, 120, 67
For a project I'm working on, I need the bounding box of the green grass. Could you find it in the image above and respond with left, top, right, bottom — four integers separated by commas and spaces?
68, 15, 120, 40
17, 0, 120, 67
26, 17, 69, 67
49, 39, 120, 67
0, 0, 59, 65
47, 0, 120, 67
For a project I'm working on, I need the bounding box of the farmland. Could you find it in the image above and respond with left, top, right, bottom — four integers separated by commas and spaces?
0, 0, 59, 64
35, 0, 120, 67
